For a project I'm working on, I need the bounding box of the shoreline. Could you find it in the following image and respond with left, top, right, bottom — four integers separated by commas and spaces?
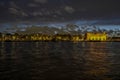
0, 40, 120, 42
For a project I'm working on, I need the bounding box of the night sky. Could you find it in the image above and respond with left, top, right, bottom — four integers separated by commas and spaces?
0, 0, 120, 25
0, 0, 120, 22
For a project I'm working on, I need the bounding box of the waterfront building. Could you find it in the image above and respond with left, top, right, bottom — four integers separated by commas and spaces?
85, 32, 107, 41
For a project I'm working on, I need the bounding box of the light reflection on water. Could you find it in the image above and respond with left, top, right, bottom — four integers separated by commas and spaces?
0, 42, 120, 80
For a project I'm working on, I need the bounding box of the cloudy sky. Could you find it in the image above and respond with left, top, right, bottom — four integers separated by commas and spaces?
0, 0, 120, 24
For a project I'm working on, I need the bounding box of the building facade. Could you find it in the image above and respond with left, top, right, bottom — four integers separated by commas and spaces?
85, 32, 107, 41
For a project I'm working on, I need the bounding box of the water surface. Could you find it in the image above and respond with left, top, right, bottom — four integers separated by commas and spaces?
0, 42, 120, 80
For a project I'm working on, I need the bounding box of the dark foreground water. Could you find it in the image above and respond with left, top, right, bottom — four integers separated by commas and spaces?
0, 42, 120, 80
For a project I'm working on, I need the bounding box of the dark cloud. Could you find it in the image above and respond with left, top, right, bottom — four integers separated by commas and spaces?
0, 0, 120, 23
9, 1, 18, 8
34, 0, 48, 4
28, 3, 39, 7
9, 7, 18, 14
64, 6, 75, 14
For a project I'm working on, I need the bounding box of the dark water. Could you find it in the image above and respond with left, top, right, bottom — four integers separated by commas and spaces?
0, 42, 120, 80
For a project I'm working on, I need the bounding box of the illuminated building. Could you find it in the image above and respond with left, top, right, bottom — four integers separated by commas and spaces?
85, 32, 107, 41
